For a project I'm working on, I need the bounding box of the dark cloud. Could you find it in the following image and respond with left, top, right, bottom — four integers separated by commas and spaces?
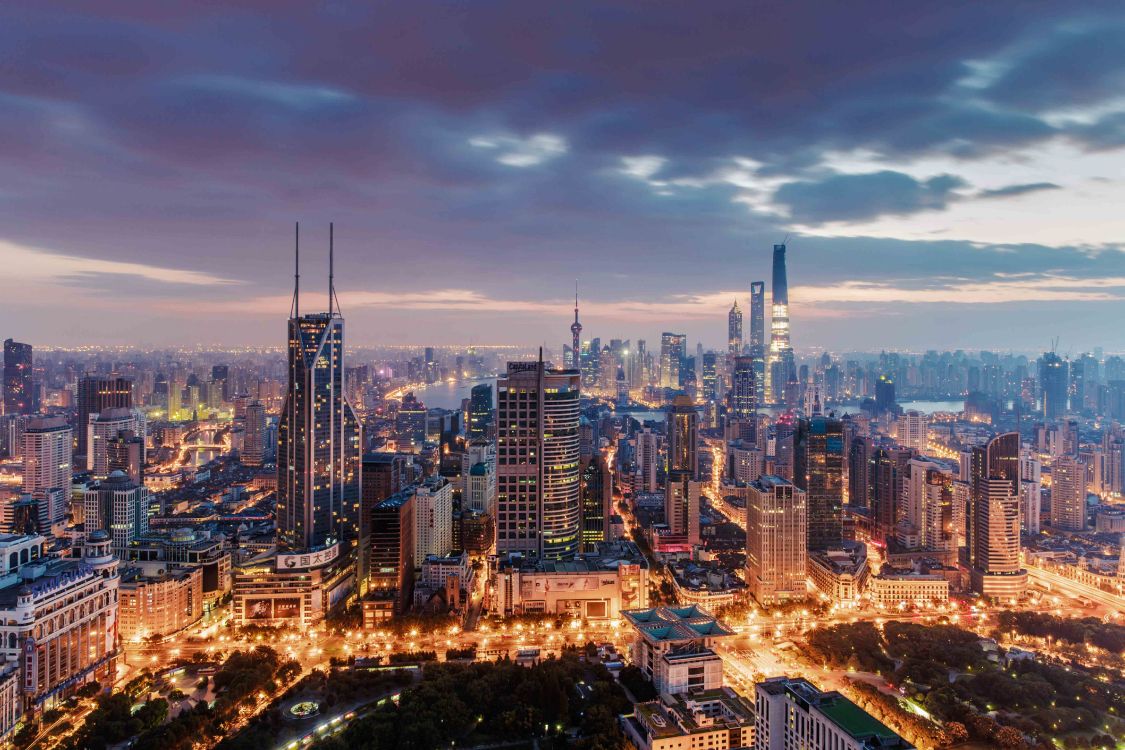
772, 171, 968, 225
0, 2, 1123, 348
976, 182, 1061, 199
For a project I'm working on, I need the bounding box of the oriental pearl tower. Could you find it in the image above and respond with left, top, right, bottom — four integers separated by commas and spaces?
570, 281, 582, 371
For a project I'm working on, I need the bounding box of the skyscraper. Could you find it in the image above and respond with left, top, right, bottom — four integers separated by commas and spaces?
580, 455, 611, 553
495, 356, 581, 559
749, 281, 766, 406
1050, 454, 1086, 531
796, 415, 844, 549
468, 383, 493, 438
875, 375, 896, 415
727, 301, 743, 357
1039, 351, 1068, 421
969, 432, 1026, 599
666, 395, 699, 480
85, 470, 150, 560
23, 416, 71, 531
276, 228, 362, 554
3, 339, 34, 415
666, 395, 702, 546
728, 356, 756, 422
243, 401, 266, 466
660, 333, 687, 389
767, 244, 795, 405
76, 375, 133, 467
746, 475, 807, 606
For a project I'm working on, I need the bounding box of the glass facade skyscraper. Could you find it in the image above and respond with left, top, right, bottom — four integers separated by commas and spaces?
277, 311, 362, 554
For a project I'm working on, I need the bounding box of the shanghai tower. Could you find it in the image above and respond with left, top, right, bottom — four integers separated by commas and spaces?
767, 243, 796, 405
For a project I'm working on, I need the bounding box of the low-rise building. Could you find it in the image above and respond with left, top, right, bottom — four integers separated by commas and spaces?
807, 544, 869, 604
755, 677, 913, 750
492, 540, 648, 620
623, 688, 755, 750
119, 564, 204, 641
231, 542, 355, 628
622, 605, 732, 696
868, 569, 950, 608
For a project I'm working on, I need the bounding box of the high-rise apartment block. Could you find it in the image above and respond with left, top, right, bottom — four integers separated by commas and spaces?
76, 375, 133, 467
1050, 454, 1086, 531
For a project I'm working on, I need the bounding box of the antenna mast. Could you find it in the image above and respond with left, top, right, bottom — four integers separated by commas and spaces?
291, 222, 300, 319
329, 222, 334, 316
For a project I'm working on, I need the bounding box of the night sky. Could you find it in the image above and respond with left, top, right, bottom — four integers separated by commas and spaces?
4, 2, 1125, 352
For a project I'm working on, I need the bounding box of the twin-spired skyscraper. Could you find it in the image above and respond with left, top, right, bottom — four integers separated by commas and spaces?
276, 225, 362, 555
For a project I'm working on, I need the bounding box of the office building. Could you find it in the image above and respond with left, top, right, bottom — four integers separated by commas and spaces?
1051, 455, 1086, 531
87, 407, 145, 479
635, 428, 660, 494
84, 470, 150, 559
1039, 351, 1068, 420
798, 416, 844, 550
728, 301, 743, 357
2, 340, 33, 415
871, 446, 913, 544
468, 383, 493, 438
766, 244, 795, 405
808, 544, 869, 604
667, 395, 699, 480
276, 253, 362, 554
22, 417, 71, 533
495, 358, 581, 559
969, 432, 1027, 600
395, 393, 427, 450
76, 375, 133, 467
755, 677, 913, 750
746, 475, 807, 606
580, 455, 612, 552
729, 356, 756, 422
875, 375, 896, 415
242, 401, 266, 466
701, 351, 719, 403
660, 333, 687, 389
365, 491, 415, 619
749, 280, 766, 406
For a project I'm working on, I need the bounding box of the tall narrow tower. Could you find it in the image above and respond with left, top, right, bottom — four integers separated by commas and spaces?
749, 280, 766, 406
767, 244, 795, 405
727, 301, 743, 357
570, 282, 583, 371
277, 224, 362, 554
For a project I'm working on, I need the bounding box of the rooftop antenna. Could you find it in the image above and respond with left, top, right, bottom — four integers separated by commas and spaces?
781, 232, 790, 247
329, 222, 343, 316
291, 222, 300, 319
329, 223, 334, 316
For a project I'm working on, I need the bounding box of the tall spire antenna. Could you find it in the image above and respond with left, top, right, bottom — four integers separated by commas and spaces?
328, 222, 334, 316
291, 222, 300, 319
574, 279, 579, 320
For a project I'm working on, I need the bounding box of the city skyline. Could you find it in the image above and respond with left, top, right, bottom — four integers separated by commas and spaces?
5, 4, 1125, 349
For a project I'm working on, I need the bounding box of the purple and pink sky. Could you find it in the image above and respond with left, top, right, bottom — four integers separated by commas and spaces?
4, 2, 1125, 352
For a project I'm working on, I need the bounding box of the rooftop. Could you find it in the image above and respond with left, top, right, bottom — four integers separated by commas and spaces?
621, 604, 734, 644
